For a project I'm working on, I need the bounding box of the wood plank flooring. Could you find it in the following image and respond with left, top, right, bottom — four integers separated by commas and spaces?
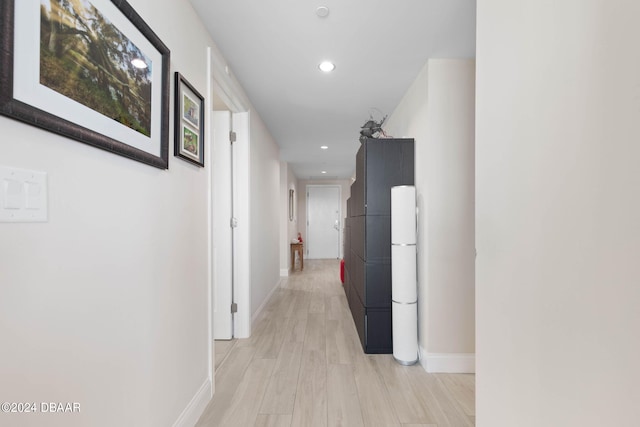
196, 260, 475, 427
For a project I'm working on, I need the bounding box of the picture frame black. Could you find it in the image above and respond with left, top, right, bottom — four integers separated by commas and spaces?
174, 72, 205, 167
0, 0, 170, 169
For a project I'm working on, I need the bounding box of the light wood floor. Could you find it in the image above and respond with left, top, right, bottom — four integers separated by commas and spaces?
196, 260, 475, 427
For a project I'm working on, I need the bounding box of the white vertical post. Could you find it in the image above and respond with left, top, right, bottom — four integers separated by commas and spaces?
391, 186, 418, 365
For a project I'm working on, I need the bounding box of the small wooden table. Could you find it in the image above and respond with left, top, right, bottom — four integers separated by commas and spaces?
290, 242, 304, 271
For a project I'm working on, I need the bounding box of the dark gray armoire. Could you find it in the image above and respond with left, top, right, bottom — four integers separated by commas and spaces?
344, 138, 415, 353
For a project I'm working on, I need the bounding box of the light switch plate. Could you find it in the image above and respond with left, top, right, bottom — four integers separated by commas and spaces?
0, 166, 48, 222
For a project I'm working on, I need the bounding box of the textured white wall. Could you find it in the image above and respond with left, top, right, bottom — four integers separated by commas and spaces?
0, 0, 286, 424
279, 163, 300, 274
287, 167, 300, 255
384, 59, 476, 372
249, 113, 281, 314
477, 1, 640, 425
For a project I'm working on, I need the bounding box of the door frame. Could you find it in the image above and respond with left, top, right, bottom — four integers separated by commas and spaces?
212, 111, 233, 341
305, 184, 342, 259
207, 46, 252, 395
230, 112, 251, 339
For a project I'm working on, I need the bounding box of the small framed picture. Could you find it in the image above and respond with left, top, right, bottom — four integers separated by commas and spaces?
182, 92, 200, 129
182, 125, 199, 157
174, 72, 204, 166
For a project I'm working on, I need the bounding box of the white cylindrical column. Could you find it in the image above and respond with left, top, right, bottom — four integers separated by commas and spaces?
391, 245, 417, 302
392, 301, 418, 363
391, 185, 418, 365
391, 186, 417, 245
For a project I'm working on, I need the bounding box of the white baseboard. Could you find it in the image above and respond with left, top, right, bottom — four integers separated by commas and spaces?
172, 378, 212, 427
251, 278, 282, 327
280, 268, 289, 277
419, 346, 475, 373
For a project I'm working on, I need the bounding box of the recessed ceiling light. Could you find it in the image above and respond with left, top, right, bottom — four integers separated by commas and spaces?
320, 145, 328, 150
321, 171, 327, 174
318, 61, 335, 72
316, 6, 330, 18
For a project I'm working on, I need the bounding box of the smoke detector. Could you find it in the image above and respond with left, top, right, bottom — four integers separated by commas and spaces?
316, 6, 330, 18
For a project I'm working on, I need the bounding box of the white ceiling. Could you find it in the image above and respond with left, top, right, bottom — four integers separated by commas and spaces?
188, 0, 476, 180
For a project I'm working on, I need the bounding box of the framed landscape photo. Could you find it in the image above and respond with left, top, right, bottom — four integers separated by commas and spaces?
0, 0, 170, 169
174, 72, 204, 167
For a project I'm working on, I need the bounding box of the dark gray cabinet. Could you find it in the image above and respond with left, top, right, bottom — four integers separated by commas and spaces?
344, 138, 414, 353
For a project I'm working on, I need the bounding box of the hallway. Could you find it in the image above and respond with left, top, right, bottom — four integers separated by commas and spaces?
196, 260, 475, 427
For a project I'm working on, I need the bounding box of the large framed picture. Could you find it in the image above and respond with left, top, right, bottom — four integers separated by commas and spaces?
174, 72, 204, 167
0, 0, 170, 169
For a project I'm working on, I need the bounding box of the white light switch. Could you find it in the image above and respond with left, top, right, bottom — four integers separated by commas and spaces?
0, 166, 48, 222
26, 181, 43, 210
4, 179, 23, 209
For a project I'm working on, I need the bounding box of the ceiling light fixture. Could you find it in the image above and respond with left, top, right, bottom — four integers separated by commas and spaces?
321, 171, 327, 174
318, 61, 335, 72
320, 145, 328, 150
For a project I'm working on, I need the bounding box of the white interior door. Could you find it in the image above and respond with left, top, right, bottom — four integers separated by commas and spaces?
230, 111, 251, 339
307, 186, 341, 259
213, 111, 232, 340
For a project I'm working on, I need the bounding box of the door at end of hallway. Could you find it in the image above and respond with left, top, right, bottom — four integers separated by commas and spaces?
306, 185, 341, 259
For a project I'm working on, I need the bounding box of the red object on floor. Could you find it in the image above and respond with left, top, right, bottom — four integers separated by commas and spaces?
340, 259, 345, 284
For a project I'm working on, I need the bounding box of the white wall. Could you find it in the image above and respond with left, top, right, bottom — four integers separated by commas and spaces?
0, 1, 213, 425
279, 162, 299, 275
249, 113, 281, 315
477, 1, 640, 426
0, 0, 286, 424
384, 59, 475, 372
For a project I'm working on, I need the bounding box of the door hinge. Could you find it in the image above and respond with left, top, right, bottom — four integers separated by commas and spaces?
230, 217, 238, 228
231, 303, 238, 313
229, 131, 237, 143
